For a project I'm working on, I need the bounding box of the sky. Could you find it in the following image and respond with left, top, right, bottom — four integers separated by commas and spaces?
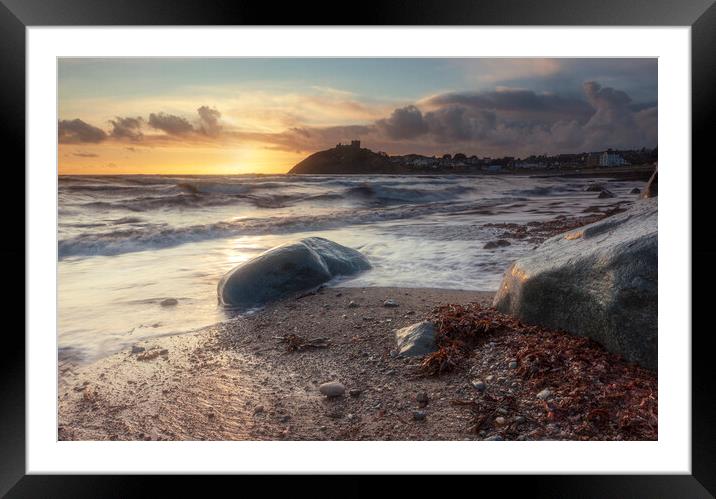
58, 58, 657, 175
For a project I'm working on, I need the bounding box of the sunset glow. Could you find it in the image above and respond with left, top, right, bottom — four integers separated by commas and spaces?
58, 58, 657, 174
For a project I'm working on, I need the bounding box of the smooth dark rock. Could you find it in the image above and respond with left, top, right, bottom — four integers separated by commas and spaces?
630, 187, 641, 194
584, 183, 605, 192
413, 410, 427, 421
484, 239, 512, 249
218, 237, 370, 309
160, 298, 178, 307
394, 321, 438, 357
493, 198, 657, 369
597, 189, 616, 198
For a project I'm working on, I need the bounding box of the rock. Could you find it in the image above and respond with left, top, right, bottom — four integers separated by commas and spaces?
630, 187, 641, 194
413, 410, 427, 421
253, 405, 265, 414
159, 298, 178, 307
394, 321, 437, 357
130, 345, 145, 354
536, 388, 552, 400
642, 166, 658, 198
348, 388, 362, 397
319, 381, 346, 398
584, 183, 605, 192
493, 198, 657, 369
508, 360, 518, 369
383, 299, 399, 307
471, 380, 486, 391
597, 189, 615, 198
494, 416, 506, 426
484, 239, 512, 249
416, 392, 429, 405
515, 415, 526, 423
218, 237, 370, 309
348, 300, 359, 308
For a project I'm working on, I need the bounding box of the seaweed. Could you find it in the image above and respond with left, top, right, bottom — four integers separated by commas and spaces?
425, 303, 657, 440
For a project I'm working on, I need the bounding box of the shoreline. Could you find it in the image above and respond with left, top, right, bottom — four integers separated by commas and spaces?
58, 285, 656, 441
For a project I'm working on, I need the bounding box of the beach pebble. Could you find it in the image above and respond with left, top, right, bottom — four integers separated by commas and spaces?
486, 375, 495, 382
416, 392, 429, 405
413, 410, 427, 421
471, 379, 486, 391
383, 299, 399, 307
515, 415, 526, 423
160, 298, 178, 307
508, 360, 518, 369
319, 381, 346, 398
536, 388, 553, 400
348, 301, 359, 308
349, 388, 362, 397
598, 189, 616, 199
253, 405, 265, 414
494, 416, 506, 426
630, 187, 641, 194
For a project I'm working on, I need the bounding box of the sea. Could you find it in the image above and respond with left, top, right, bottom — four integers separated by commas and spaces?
58, 173, 638, 362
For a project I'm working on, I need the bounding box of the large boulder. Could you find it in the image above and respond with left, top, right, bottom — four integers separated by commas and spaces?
493, 198, 657, 369
218, 237, 370, 309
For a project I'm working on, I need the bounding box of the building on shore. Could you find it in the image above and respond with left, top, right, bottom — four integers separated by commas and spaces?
599, 151, 628, 167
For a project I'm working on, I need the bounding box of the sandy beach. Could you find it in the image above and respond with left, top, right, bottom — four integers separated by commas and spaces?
59, 285, 656, 441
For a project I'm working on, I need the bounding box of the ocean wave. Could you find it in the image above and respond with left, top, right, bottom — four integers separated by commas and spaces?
58, 197, 512, 258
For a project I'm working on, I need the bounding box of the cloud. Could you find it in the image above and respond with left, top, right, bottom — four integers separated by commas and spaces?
58, 119, 107, 144
375, 105, 428, 140
109, 116, 144, 141
197, 106, 222, 136
58, 82, 656, 157
147, 112, 194, 135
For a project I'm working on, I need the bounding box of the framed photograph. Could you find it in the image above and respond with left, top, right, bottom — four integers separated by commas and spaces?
4, 0, 715, 494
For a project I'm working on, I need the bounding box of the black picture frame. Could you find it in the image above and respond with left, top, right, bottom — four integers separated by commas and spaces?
3, 0, 714, 495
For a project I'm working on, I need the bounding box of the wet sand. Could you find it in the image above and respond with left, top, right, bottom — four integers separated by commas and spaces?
58, 283, 656, 441
59, 287, 497, 441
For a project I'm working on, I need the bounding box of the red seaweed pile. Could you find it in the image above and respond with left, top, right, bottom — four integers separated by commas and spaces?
425, 303, 657, 440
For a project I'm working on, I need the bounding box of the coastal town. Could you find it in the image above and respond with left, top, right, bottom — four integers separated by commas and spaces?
289, 140, 658, 175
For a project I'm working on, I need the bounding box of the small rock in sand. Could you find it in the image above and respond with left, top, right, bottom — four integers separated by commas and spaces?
348, 301, 359, 308
494, 416, 506, 426
416, 392, 429, 405
383, 299, 399, 307
598, 189, 616, 199
160, 298, 178, 307
349, 388, 362, 397
413, 410, 427, 421
253, 405, 265, 414
131, 345, 145, 354
471, 380, 486, 391
508, 360, 518, 369
536, 388, 553, 400
319, 381, 346, 398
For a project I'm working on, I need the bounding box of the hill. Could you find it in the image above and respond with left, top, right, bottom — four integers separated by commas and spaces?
288, 143, 395, 174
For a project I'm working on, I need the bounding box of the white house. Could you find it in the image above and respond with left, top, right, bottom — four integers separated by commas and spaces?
599, 151, 627, 167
